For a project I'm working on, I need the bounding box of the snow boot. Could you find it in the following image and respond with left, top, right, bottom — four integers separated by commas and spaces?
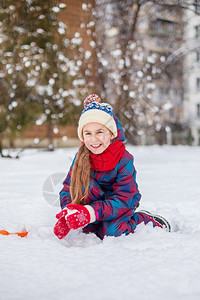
137, 210, 171, 232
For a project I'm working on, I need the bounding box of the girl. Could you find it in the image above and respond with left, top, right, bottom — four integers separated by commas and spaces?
54, 94, 170, 240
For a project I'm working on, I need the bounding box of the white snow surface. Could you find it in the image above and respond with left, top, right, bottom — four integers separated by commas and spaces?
0, 145, 200, 300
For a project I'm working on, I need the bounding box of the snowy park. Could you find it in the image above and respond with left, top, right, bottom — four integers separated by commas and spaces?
1, 1, 200, 299
0, 145, 200, 300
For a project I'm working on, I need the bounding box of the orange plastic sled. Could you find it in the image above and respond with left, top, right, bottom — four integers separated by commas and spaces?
0, 230, 28, 237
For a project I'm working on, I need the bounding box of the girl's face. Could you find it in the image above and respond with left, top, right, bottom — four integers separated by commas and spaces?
83, 122, 115, 154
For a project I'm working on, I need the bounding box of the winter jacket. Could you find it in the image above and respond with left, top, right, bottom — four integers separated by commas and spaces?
60, 116, 141, 239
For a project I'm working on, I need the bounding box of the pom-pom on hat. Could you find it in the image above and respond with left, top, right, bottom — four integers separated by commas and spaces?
77, 94, 117, 141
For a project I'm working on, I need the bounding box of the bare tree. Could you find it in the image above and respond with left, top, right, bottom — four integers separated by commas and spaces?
93, 0, 199, 144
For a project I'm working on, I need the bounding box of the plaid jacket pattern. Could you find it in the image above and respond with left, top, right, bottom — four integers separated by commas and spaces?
60, 117, 142, 239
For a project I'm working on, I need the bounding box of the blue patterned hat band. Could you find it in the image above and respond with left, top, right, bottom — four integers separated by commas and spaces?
77, 94, 118, 141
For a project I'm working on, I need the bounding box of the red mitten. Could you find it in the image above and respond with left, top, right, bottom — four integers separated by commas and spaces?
56, 208, 68, 219
66, 204, 96, 230
53, 216, 70, 239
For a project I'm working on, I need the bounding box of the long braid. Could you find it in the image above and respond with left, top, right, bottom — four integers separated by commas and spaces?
70, 143, 90, 205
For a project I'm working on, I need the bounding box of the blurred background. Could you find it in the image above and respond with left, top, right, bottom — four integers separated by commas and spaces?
0, 0, 200, 156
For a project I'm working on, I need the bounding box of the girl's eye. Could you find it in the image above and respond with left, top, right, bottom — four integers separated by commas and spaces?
84, 132, 91, 136
97, 131, 103, 134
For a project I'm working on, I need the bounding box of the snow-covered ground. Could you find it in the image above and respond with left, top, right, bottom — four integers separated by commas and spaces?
0, 145, 200, 300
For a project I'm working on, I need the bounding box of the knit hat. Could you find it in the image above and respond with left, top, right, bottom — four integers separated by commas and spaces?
77, 94, 118, 141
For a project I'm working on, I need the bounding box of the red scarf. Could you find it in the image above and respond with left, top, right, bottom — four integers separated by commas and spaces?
90, 141, 125, 171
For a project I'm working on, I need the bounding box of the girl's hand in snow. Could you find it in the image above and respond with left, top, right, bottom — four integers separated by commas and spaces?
54, 209, 70, 239
65, 204, 96, 230
54, 216, 70, 239
55, 208, 68, 219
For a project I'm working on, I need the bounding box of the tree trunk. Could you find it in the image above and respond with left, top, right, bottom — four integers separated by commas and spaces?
47, 120, 54, 151
0, 138, 3, 157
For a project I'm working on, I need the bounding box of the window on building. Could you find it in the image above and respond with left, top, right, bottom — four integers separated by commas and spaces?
151, 19, 174, 36
160, 87, 170, 95
194, 0, 200, 14
168, 8, 174, 16
197, 78, 200, 91
195, 25, 200, 38
197, 104, 200, 118
167, 23, 174, 33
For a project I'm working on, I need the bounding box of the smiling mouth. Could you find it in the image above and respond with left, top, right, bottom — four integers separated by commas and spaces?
91, 144, 102, 149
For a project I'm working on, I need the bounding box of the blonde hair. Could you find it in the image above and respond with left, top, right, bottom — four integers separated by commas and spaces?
70, 143, 90, 205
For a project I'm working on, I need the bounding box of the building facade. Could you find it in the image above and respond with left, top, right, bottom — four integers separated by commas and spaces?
138, 3, 184, 145
183, 2, 200, 145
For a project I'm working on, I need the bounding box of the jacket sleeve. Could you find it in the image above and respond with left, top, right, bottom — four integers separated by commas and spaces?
90, 155, 141, 221
59, 156, 76, 209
